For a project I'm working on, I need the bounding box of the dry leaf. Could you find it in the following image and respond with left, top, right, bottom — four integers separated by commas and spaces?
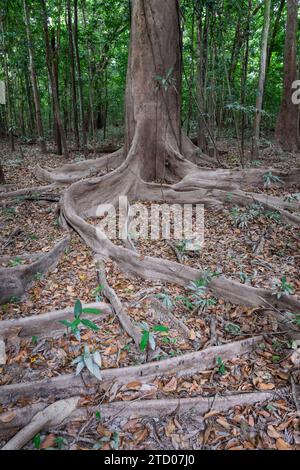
125, 381, 142, 391
41, 434, 56, 450
133, 427, 148, 444
276, 438, 292, 450
216, 417, 231, 430
165, 419, 176, 437
267, 425, 281, 439
0, 411, 17, 423
163, 377, 177, 393
257, 382, 275, 391
96, 424, 112, 437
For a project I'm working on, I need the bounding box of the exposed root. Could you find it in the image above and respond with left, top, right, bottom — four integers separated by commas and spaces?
0, 337, 262, 405
0, 235, 70, 305
0, 302, 112, 340
0, 390, 278, 439
149, 297, 191, 340
0, 184, 59, 200
95, 258, 141, 348
34, 148, 124, 183
1, 397, 80, 450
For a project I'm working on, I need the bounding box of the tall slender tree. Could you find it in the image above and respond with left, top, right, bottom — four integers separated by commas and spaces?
275, 0, 300, 152
23, 0, 47, 154
41, 0, 68, 157
252, 0, 271, 159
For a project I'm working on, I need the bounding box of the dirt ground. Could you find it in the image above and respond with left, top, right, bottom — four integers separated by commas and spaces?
0, 139, 299, 450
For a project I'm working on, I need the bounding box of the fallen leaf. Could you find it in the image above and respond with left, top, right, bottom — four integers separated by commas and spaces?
133, 427, 148, 444
41, 434, 56, 450
0, 411, 17, 423
163, 377, 177, 393
216, 417, 231, 430
276, 438, 292, 450
96, 424, 112, 437
267, 425, 281, 439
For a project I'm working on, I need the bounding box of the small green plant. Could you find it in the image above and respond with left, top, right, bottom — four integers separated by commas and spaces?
263, 171, 283, 188
175, 295, 194, 310
216, 356, 226, 375
230, 206, 251, 229
8, 257, 23, 267
26, 233, 38, 241
35, 272, 43, 281
31, 335, 38, 346
284, 194, 299, 203
95, 410, 102, 420
54, 437, 68, 450
154, 67, 176, 92
265, 211, 281, 223
9, 295, 21, 304
225, 322, 241, 335
33, 433, 41, 450
92, 285, 104, 302
72, 345, 102, 380
293, 314, 300, 326
188, 271, 219, 310
156, 292, 173, 310
273, 277, 294, 299
175, 240, 189, 254
59, 299, 101, 341
139, 322, 169, 352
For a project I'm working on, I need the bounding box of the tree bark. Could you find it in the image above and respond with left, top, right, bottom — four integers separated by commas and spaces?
0, 14, 14, 152
67, 0, 80, 149
252, 0, 271, 159
40, 0, 68, 158
0, 163, 4, 183
124, 0, 182, 181
275, 0, 300, 152
23, 0, 47, 154
74, 0, 87, 148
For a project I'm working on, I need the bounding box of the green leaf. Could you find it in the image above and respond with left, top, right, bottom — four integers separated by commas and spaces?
59, 320, 73, 328
81, 319, 100, 331
152, 325, 169, 333
140, 330, 150, 352
74, 299, 82, 319
82, 308, 102, 315
33, 433, 41, 450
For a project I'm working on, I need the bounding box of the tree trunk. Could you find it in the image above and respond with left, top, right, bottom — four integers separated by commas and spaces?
41, 0, 68, 158
275, 0, 300, 152
74, 0, 87, 148
67, 0, 80, 149
252, 0, 271, 159
0, 163, 4, 184
0, 14, 14, 152
124, 0, 182, 181
23, 0, 47, 154
51, 29, 62, 155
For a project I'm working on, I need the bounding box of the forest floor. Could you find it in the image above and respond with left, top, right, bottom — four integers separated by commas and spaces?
0, 138, 299, 450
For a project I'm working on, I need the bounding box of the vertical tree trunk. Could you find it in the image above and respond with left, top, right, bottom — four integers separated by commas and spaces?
186, 4, 195, 137
74, 0, 87, 148
67, 0, 80, 148
266, 0, 285, 77
0, 14, 14, 152
41, 0, 68, 157
51, 29, 62, 155
196, 5, 208, 152
23, 0, 47, 154
252, 0, 271, 159
241, 0, 252, 159
124, 0, 182, 181
275, 0, 300, 152
81, 0, 95, 141
0, 163, 5, 184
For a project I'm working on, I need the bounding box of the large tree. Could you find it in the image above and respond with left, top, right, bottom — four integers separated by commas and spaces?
275, 0, 300, 152
34, 0, 300, 316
